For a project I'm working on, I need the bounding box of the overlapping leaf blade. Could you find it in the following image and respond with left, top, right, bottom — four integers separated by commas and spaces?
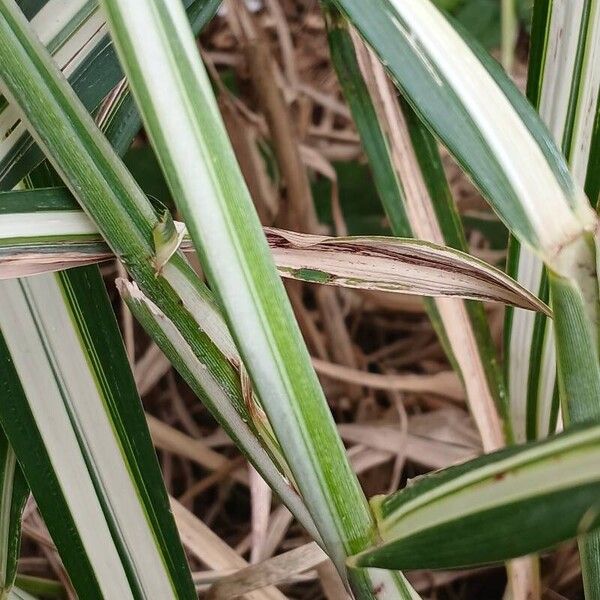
330, 0, 597, 260
324, 11, 541, 595
0, 266, 196, 599
0, 1, 346, 594
505, 0, 600, 444
326, 8, 600, 566
94, 1, 420, 594
503, 4, 600, 593
0, 0, 221, 188
350, 423, 600, 571
0, 187, 548, 313
324, 7, 510, 457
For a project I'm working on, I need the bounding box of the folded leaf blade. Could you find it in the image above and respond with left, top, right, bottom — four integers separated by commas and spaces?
0, 195, 548, 314
350, 424, 600, 571
269, 228, 549, 314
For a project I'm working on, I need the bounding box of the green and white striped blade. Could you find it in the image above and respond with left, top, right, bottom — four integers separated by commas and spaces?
330, 0, 597, 262
118, 280, 421, 600
0, 432, 27, 597
99, 1, 424, 596
549, 265, 600, 599
349, 422, 600, 571
325, 10, 509, 452
0, 267, 196, 599
506, 11, 600, 593
0, 7, 329, 593
505, 0, 600, 443
325, 17, 536, 592
1, 0, 116, 188
99, 0, 392, 585
117, 277, 319, 544
0, 0, 319, 572
0, 189, 548, 314
268, 228, 547, 314
0, 0, 221, 189
329, 3, 600, 423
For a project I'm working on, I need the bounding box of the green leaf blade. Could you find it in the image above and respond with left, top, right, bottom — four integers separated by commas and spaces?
0, 268, 197, 599
100, 0, 378, 574
350, 424, 600, 571
0, 435, 27, 596
330, 0, 597, 258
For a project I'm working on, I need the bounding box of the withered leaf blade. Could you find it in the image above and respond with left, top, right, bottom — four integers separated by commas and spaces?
266, 228, 550, 315
0, 223, 549, 316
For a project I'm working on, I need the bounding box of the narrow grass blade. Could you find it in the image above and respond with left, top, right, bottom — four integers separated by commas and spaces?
349, 423, 600, 570
117, 278, 319, 544
549, 266, 600, 597
501, 0, 517, 72
329, 8, 600, 541
0, 3, 366, 593
0, 433, 28, 597
503, 6, 600, 593
325, 15, 541, 595
1, 0, 116, 187
268, 228, 547, 314
325, 11, 509, 452
505, 0, 600, 444
0, 0, 308, 526
330, 0, 597, 262
0, 0, 221, 188
0, 191, 547, 314
99, 0, 391, 585
98, 1, 423, 596
0, 267, 196, 599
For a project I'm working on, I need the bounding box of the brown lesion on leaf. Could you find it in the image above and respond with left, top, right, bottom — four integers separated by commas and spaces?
372, 582, 385, 596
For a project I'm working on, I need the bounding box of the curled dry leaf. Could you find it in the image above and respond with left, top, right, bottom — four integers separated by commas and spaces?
0, 207, 547, 314
266, 228, 550, 315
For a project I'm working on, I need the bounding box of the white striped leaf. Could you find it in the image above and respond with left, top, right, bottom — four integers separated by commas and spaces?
0, 433, 27, 597
0, 2, 314, 597
98, 0, 420, 596
0, 190, 548, 314
505, 0, 600, 443
0, 0, 304, 515
0, 267, 196, 599
503, 9, 600, 591
327, 13, 600, 591
118, 281, 417, 600
117, 278, 319, 543
0, 0, 114, 188
324, 12, 540, 596
325, 11, 510, 453
100, 0, 393, 581
349, 422, 600, 570
268, 228, 548, 314
329, 0, 598, 261
0, 0, 221, 188
0, 4, 337, 594
329, 7, 600, 494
